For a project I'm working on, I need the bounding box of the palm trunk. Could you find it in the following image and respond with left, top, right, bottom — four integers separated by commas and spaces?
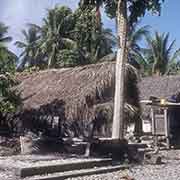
48, 45, 56, 69
112, 0, 128, 139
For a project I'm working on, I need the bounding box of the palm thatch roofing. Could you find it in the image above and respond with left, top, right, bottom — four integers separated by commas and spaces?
16, 61, 139, 117
16, 62, 115, 121
14, 61, 140, 137
139, 75, 180, 100
139, 75, 180, 119
14, 61, 180, 136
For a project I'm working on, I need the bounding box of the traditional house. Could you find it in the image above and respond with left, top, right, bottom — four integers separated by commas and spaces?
14, 61, 140, 138
5, 61, 180, 140
139, 75, 180, 120
139, 75, 180, 147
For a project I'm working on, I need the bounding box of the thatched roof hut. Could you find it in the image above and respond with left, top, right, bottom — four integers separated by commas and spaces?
16, 62, 115, 121
11, 63, 180, 137
14, 61, 140, 137
139, 75, 180, 119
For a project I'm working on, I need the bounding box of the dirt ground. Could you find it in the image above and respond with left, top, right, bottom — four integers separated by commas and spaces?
0, 149, 180, 180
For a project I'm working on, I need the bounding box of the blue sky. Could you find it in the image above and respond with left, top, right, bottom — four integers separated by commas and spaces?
0, 0, 179, 55
141, 0, 180, 49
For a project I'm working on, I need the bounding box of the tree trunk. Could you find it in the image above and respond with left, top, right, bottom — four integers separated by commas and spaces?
112, 0, 128, 139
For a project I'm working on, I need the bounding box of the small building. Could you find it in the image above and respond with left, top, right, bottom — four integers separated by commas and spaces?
138, 75, 180, 115
139, 75, 180, 119
5, 62, 180, 144
139, 75, 180, 147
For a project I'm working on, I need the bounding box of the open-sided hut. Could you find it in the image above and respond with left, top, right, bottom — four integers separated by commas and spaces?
14, 61, 140, 138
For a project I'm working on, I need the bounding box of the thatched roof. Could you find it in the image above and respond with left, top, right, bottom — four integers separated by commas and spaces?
138, 75, 180, 119
16, 62, 113, 121
15, 61, 139, 125
139, 75, 180, 100
15, 67, 180, 128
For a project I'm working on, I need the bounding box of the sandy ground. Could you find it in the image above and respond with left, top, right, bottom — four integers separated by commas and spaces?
1, 150, 180, 180
67, 150, 180, 180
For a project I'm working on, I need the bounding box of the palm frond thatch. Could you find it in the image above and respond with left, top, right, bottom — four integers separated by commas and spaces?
16, 62, 138, 114
139, 75, 180, 119
15, 61, 140, 137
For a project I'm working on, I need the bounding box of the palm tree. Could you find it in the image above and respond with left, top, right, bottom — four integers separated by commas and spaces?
0, 23, 19, 114
144, 32, 180, 76
38, 6, 76, 68
0, 22, 16, 73
15, 25, 41, 70
77, 0, 128, 139
78, 0, 164, 141
74, 6, 116, 64
93, 28, 116, 62
108, 0, 127, 139
0, 23, 12, 46
127, 24, 150, 69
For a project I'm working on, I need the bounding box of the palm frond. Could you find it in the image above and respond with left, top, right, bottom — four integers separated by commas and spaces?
61, 38, 77, 49
19, 51, 26, 58
166, 39, 176, 57
169, 49, 180, 64
14, 41, 27, 48
0, 36, 12, 43
27, 23, 42, 31
21, 29, 29, 41
0, 23, 8, 36
130, 25, 151, 44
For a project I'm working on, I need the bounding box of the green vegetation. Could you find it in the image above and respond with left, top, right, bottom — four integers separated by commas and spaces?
38, 6, 76, 68
13, 2, 180, 78
73, 6, 116, 64
143, 32, 180, 76
15, 24, 41, 70
15, 5, 116, 70
127, 24, 150, 69
0, 23, 19, 113
0, 23, 17, 73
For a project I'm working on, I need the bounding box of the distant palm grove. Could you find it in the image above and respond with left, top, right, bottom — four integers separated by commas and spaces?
0, 1, 180, 114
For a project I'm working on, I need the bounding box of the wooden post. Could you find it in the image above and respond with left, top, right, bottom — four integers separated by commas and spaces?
164, 108, 170, 148
151, 107, 158, 147
151, 108, 155, 135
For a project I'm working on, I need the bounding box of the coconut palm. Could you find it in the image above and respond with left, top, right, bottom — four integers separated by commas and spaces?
144, 32, 180, 76
0, 23, 12, 47
37, 6, 76, 68
74, 6, 116, 64
93, 28, 116, 62
0, 22, 16, 73
15, 25, 41, 70
127, 24, 150, 69
0, 23, 19, 114
77, 0, 164, 140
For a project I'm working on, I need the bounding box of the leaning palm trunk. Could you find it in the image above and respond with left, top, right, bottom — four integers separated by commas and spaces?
112, 0, 128, 139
